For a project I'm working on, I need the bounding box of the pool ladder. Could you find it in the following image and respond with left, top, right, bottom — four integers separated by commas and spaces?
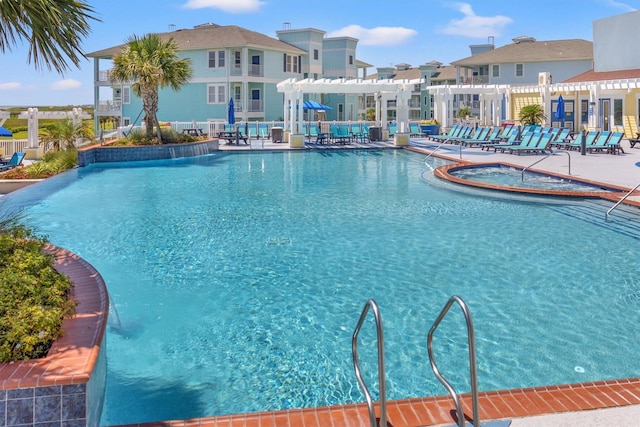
352, 296, 489, 427
352, 299, 388, 427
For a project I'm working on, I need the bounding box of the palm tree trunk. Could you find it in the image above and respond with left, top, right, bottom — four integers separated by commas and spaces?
141, 86, 162, 143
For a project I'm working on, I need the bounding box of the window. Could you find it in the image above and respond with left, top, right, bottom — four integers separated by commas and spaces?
313, 49, 319, 60
349, 55, 353, 65
234, 51, 241, 68
515, 63, 524, 77
207, 84, 226, 104
208, 50, 225, 68
283, 54, 300, 73
492, 64, 500, 78
614, 99, 623, 126
122, 86, 130, 104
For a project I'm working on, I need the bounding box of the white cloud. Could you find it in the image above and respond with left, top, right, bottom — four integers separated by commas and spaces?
326, 25, 417, 46
182, 0, 264, 13
438, 2, 512, 38
0, 82, 21, 90
607, 0, 636, 12
51, 79, 82, 90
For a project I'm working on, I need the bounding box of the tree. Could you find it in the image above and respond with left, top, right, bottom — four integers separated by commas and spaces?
39, 118, 92, 152
519, 104, 546, 125
0, 0, 99, 73
110, 34, 193, 143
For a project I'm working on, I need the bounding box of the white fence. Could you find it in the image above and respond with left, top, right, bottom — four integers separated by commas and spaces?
0, 139, 28, 157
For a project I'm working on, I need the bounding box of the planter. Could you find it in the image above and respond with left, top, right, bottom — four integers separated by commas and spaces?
420, 124, 441, 136
0, 246, 109, 427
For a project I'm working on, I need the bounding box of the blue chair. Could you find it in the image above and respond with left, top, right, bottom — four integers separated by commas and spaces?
0, 152, 25, 172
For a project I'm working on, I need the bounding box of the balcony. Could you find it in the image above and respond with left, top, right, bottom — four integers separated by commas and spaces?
95, 101, 121, 115
249, 64, 263, 77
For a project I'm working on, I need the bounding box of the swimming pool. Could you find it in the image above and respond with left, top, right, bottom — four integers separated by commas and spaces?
2, 149, 640, 425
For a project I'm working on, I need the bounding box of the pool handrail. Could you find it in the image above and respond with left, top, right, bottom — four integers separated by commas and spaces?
521, 151, 571, 181
352, 298, 387, 427
427, 295, 480, 427
605, 180, 640, 222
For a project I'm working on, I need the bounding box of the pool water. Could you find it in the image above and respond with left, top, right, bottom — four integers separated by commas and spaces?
2, 150, 640, 425
449, 165, 614, 192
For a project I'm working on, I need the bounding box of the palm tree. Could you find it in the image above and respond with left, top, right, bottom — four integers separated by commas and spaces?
110, 34, 193, 143
0, 0, 98, 73
519, 104, 546, 125
40, 118, 92, 152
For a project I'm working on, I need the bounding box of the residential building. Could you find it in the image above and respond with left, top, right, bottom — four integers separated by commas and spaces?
447, 37, 594, 121
87, 22, 366, 131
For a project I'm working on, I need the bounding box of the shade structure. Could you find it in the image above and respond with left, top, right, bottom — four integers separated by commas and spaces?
555, 95, 565, 121
303, 100, 332, 111
0, 126, 12, 137
228, 98, 235, 124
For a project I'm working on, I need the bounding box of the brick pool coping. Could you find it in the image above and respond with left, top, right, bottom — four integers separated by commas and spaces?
0, 246, 108, 389
0, 245, 108, 426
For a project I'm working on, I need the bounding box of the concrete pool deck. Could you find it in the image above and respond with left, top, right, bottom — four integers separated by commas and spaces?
131, 136, 640, 427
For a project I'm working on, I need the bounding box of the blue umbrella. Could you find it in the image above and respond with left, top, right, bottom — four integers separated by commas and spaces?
555, 95, 565, 122
303, 100, 332, 111
228, 98, 235, 125
0, 126, 12, 137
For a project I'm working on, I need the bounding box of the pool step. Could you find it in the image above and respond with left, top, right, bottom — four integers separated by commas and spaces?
549, 199, 640, 239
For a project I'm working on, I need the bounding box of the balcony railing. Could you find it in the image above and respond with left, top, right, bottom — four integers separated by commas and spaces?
96, 101, 121, 114
249, 64, 263, 77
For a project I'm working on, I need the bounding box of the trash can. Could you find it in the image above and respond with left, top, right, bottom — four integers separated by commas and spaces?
369, 126, 382, 142
271, 127, 283, 143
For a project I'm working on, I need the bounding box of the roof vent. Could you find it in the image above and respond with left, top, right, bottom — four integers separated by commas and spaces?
395, 63, 411, 71
512, 35, 536, 43
283, 22, 291, 30
194, 22, 219, 29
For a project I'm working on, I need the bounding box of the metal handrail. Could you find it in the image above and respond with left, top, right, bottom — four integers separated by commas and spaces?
427, 295, 480, 427
606, 180, 640, 222
521, 151, 571, 181
352, 299, 387, 427
423, 138, 455, 162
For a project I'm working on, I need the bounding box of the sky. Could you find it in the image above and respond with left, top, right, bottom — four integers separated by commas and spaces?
0, 0, 638, 107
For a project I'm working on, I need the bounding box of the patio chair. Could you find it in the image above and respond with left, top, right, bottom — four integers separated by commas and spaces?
587, 131, 612, 153
606, 132, 625, 154
0, 152, 26, 172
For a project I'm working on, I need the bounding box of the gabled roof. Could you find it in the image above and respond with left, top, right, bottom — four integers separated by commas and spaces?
366, 67, 422, 81
429, 66, 457, 82
451, 39, 593, 67
563, 68, 640, 82
87, 24, 307, 58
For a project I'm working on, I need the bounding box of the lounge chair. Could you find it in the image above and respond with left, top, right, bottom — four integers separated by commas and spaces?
429, 125, 459, 142
508, 132, 553, 155
409, 122, 421, 137
458, 127, 491, 147
606, 132, 625, 154
587, 131, 612, 153
568, 131, 599, 150
0, 152, 25, 172
550, 128, 571, 148
494, 131, 538, 153
480, 129, 522, 151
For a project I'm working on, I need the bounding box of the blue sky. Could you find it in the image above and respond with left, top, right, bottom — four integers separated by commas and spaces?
0, 0, 638, 107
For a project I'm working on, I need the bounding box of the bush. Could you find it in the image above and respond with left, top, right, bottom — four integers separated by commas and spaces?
0, 224, 75, 362
1, 148, 78, 179
112, 127, 198, 146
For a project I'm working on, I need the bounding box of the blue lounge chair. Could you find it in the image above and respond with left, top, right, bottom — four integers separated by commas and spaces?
508, 132, 552, 155
587, 131, 612, 153
568, 131, 599, 150
606, 132, 625, 154
0, 152, 25, 172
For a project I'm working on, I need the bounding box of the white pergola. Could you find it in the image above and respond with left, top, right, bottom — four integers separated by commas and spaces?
17, 107, 90, 148
428, 77, 640, 130
276, 77, 425, 135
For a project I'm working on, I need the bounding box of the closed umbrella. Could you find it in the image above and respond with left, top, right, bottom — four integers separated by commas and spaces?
555, 95, 565, 124
228, 98, 235, 125
0, 126, 12, 137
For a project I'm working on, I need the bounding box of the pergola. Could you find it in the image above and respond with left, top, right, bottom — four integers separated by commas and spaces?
276, 77, 424, 135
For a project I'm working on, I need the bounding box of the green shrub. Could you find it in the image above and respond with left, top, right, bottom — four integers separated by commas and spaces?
0, 225, 75, 362
1, 148, 78, 179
